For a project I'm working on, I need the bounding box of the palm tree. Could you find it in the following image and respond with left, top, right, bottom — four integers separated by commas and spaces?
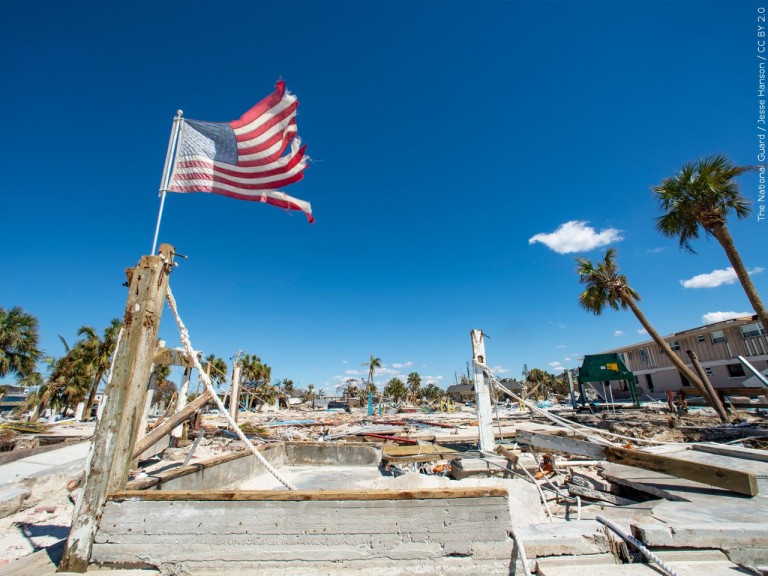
202, 354, 228, 390
421, 383, 444, 402
362, 354, 382, 393
78, 318, 122, 420
525, 368, 555, 400
654, 154, 767, 331
383, 378, 408, 402
407, 372, 422, 404
0, 306, 41, 380
343, 378, 360, 399
576, 248, 706, 394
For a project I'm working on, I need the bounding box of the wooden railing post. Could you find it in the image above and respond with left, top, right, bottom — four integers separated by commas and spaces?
59, 244, 175, 572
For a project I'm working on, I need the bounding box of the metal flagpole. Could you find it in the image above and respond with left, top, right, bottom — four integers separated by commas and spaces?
151, 110, 184, 255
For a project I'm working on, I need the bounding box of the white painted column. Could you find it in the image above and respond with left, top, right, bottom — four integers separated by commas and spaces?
172, 366, 192, 440
230, 362, 242, 429
470, 329, 495, 451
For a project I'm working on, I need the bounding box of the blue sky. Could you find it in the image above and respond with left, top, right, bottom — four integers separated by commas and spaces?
2, 1, 765, 394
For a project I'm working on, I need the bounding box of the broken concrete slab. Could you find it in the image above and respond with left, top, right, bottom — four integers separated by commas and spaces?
0, 488, 30, 519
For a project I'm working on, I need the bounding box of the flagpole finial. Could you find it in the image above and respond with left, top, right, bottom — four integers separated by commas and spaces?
176, 109, 183, 118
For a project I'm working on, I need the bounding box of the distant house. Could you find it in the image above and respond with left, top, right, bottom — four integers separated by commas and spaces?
603, 315, 767, 394
445, 384, 474, 403
0, 384, 29, 416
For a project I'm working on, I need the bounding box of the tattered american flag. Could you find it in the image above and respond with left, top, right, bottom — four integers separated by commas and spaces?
167, 81, 313, 223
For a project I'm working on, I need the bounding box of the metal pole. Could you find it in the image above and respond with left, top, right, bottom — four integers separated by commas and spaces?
151, 110, 184, 255
738, 355, 768, 387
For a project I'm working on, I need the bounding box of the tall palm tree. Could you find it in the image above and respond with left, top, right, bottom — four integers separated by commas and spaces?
0, 306, 41, 380
407, 372, 421, 404
576, 248, 706, 394
362, 354, 382, 393
78, 318, 122, 420
654, 154, 767, 331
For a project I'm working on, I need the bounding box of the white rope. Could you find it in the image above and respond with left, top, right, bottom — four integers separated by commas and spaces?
596, 515, 681, 576
164, 284, 297, 491
509, 526, 533, 576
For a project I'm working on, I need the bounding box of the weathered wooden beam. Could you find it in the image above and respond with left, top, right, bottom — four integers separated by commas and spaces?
59, 245, 175, 573
109, 487, 509, 502
603, 446, 758, 497
518, 430, 759, 496
132, 390, 212, 458
495, 444, 520, 466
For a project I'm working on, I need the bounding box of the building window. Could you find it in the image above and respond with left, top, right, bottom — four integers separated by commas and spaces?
726, 364, 746, 378
645, 373, 655, 393
639, 348, 649, 366
711, 330, 726, 344
697, 335, 706, 343
679, 372, 691, 387
705, 367, 713, 376
669, 340, 681, 351
627, 351, 633, 361
740, 322, 767, 339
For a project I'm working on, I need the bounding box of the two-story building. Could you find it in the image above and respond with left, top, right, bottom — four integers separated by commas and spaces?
604, 315, 767, 395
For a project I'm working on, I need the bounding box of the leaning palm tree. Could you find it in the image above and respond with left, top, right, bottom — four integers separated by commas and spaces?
0, 306, 41, 380
654, 154, 767, 330
576, 248, 706, 394
78, 318, 122, 420
362, 354, 382, 393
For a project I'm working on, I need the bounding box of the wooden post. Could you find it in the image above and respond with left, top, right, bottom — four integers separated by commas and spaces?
59, 244, 175, 573
470, 330, 495, 452
230, 361, 242, 429
686, 349, 729, 423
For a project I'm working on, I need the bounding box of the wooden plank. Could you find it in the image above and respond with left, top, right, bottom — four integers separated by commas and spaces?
109, 487, 508, 502
604, 446, 759, 497
495, 444, 520, 466
515, 430, 607, 459
132, 390, 212, 458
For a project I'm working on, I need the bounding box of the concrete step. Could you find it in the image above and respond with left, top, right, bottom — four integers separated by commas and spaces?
536, 549, 750, 576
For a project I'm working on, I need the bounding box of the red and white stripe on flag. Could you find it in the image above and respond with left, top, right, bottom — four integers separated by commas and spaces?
167, 81, 314, 223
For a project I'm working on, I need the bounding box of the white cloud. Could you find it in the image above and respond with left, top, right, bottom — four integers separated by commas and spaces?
491, 365, 511, 374
341, 360, 349, 364
614, 330, 624, 336
702, 311, 752, 324
392, 361, 414, 369
556, 344, 567, 349
681, 267, 764, 289
646, 247, 664, 254
528, 220, 623, 254
549, 361, 564, 370
637, 328, 648, 335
